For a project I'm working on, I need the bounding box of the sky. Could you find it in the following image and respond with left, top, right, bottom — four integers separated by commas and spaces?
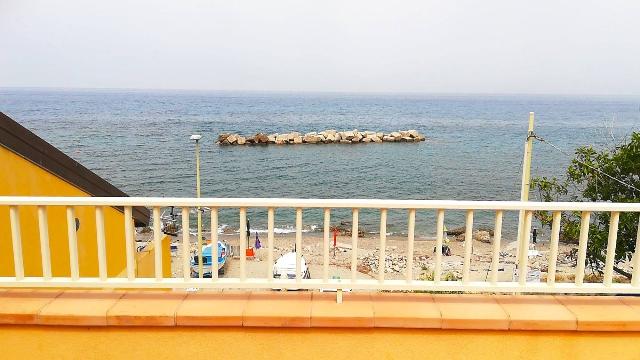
1, 0, 639, 95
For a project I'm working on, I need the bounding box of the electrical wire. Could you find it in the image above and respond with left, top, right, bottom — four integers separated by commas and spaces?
530, 134, 640, 194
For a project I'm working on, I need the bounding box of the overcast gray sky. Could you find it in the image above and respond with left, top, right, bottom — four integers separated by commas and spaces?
1, 0, 638, 95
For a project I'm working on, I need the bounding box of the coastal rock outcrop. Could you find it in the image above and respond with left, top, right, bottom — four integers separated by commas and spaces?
217, 129, 427, 145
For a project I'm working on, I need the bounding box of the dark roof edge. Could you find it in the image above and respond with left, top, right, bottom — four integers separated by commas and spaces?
0, 112, 150, 226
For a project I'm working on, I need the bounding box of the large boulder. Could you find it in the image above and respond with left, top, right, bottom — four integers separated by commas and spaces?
275, 135, 287, 145
474, 230, 491, 243
304, 134, 319, 144
217, 133, 230, 143
362, 137, 372, 143
293, 136, 303, 144
407, 130, 419, 138
343, 130, 354, 140
335, 133, 342, 141
255, 133, 269, 144
325, 133, 335, 142
382, 135, 395, 142
236, 136, 246, 145
372, 135, 383, 143
227, 134, 238, 144
267, 134, 277, 143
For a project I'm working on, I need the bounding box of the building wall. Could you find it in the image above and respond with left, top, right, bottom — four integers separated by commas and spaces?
0, 146, 148, 277
1, 326, 640, 360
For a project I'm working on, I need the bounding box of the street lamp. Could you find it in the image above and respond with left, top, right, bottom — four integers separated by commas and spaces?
190, 134, 203, 278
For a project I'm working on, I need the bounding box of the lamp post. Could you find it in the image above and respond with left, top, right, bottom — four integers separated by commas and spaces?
190, 134, 203, 278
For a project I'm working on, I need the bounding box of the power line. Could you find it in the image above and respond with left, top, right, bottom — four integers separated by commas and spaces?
530, 134, 640, 194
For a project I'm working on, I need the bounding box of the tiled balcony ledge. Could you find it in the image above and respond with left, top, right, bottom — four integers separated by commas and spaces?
1, 289, 640, 331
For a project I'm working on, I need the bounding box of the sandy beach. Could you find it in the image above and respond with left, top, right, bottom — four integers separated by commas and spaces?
153, 230, 631, 285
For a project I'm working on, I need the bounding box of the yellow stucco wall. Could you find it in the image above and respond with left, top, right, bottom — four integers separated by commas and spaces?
133, 235, 172, 278
1, 326, 639, 360
0, 146, 162, 277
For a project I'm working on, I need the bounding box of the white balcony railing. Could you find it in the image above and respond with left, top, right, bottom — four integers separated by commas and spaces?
1, 196, 640, 294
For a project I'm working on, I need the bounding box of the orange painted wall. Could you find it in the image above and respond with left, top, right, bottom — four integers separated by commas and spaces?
1, 326, 640, 360
0, 146, 160, 277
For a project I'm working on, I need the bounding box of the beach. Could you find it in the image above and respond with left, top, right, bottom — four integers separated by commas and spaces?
153, 230, 631, 285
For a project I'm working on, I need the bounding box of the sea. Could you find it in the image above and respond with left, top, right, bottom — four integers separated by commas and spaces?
1, 88, 639, 239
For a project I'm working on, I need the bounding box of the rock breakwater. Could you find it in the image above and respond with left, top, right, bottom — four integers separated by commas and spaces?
217, 129, 426, 145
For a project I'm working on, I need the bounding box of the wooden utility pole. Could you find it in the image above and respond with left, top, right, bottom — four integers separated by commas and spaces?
516, 112, 535, 270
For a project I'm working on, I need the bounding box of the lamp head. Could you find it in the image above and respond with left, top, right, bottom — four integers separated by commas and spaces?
190, 134, 202, 141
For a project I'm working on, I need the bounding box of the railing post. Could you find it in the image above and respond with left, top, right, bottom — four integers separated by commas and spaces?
406, 209, 416, 283
9, 206, 24, 280
575, 211, 591, 286
462, 210, 474, 283
37, 206, 52, 280
490, 210, 503, 284
267, 208, 275, 282
632, 215, 640, 287
517, 211, 533, 286
124, 206, 135, 281
434, 209, 444, 282
239, 208, 247, 281
182, 207, 191, 281
379, 209, 387, 283
66, 206, 79, 280
153, 207, 162, 281
210, 207, 218, 281
323, 208, 330, 282
296, 208, 303, 283
547, 211, 561, 286
351, 208, 359, 283
603, 211, 620, 286
95, 206, 107, 281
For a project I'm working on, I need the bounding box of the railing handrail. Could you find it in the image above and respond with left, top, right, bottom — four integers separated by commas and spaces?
1, 196, 639, 212
2, 195, 640, 294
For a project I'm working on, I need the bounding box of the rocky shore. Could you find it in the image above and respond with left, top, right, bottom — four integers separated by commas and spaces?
217, 129, 426, 145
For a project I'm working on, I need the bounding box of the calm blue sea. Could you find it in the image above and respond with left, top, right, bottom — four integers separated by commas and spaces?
1, 88, 639, 238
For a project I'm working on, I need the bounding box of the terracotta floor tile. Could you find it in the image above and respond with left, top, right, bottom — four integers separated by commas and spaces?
0, 289, 61, 324
176, 291, 249, 326
434, 294, 509, 330
495, 295, 576, 331
556, 296, 640, 331
311, 292, 373, 327
619, 296, 640, 311
243, 291, 312, 327
372, 292, 441, 328
107, 290, 187, 326
38, 290, 124, 326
